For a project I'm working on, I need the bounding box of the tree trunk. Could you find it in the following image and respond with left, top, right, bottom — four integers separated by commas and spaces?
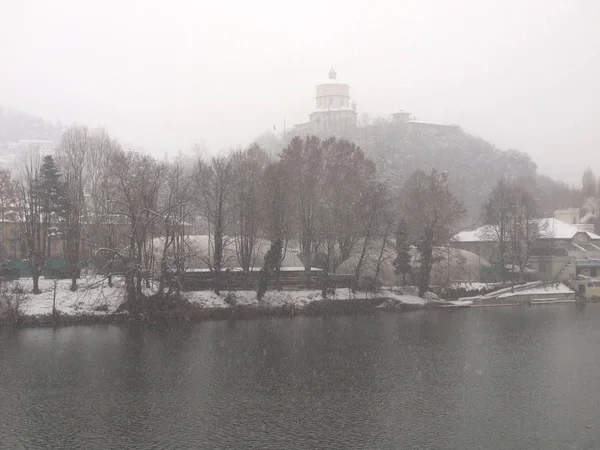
418, 228, 434, 298
32, 274, 40, 295
305, 264, 311, 290
213, 216, 223, 295
354, 239, 370, 292
373, 222, 392, 291
275, 265, 281, 290
52, 280, 58, 319
136, 272, 142, 298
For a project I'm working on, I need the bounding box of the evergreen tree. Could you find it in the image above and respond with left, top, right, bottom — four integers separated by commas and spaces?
35, 155, 68, 259
37, 155, 68, 217
393, 217, 411, 285
257, 239, 283, 301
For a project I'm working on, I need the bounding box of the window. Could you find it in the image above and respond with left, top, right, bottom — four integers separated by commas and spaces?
539, 262, 548, 273
592, 268, 598, 278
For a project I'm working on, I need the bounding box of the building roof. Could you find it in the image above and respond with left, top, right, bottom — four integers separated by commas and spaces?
575, 259, 600, 267
454, 218, 600, 242
405, 120, 458, 128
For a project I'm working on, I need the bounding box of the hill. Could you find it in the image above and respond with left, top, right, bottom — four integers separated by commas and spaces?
353, 120, 537, 221
0, 105, 61, 142
256, 120, 580, 222
0, 105, 62, 173
1, 105, 578, 222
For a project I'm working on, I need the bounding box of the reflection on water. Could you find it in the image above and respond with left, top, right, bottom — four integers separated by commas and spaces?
1, 305, 600, 449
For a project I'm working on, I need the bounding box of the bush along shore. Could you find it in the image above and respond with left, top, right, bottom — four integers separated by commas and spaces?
0, 277, 454, 328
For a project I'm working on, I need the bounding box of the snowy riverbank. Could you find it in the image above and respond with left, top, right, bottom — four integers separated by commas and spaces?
0, 277, 451, 327
464, 281, 576, 304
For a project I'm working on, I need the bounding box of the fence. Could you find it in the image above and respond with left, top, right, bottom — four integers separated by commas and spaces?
4, 258, 84, 279
180, 269, 354, 291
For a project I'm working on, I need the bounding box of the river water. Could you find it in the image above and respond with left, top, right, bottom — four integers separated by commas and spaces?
1, 305, 600, 449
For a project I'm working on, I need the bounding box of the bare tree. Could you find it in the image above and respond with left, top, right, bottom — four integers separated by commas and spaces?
56, 125, 89, 291
257, 160, 290, 298
194, 155, 235, 294
481, 177, 516, 282
101, 150, 164, 307
582, 167, 597, 198
17, 154, 45, 293
230, 145, 269, 276
155, 162, 195, 296
393, 216, 412, 286
321, 138, 376, 270
353, 182, 387, 289
371, 208, 395, 290
510, 183, 542, 281
84, 128, 122, 273
402, 169, 466, 297
280, 136, 324, 287
0, 168, 17, 259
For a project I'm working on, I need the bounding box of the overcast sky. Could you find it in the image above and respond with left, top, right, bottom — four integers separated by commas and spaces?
1, 0, 598, 184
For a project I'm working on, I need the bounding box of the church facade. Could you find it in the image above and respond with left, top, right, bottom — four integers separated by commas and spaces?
292, 67, 357, 137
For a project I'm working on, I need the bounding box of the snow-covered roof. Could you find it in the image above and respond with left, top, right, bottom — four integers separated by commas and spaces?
454, 218, 600, 242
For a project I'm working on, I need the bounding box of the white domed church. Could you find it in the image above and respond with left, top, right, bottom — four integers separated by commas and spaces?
292, 67, 357, 136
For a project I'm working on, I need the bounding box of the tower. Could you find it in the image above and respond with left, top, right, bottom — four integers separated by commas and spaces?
308, 67, 357, 135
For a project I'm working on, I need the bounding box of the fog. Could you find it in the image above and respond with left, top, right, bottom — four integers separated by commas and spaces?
1, 0, 598, 183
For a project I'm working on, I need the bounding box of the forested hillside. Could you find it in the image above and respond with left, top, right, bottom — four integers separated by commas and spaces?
259, 120, 580, 223
1, 103, 581, 224
353, 121, 536, 222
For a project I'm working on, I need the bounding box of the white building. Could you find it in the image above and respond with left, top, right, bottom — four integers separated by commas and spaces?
290, 67, 457, 139
293, 67, 357, 136
452, 209, 600, 286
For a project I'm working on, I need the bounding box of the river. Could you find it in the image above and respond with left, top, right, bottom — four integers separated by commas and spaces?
1, 305, 600, 449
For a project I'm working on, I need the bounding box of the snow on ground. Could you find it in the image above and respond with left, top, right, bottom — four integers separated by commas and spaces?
185, 266, 323, 273
480, 281, 541, 298
446, 299, 473, 307
375, 289, 426, 305
496, 283, 574, 299
448, 282, 501, 291
184, 287, 426, 309
6, 277, 431, 318
10, 276, 130, 316
463, 281, 575, 302
185, 289, 326, 309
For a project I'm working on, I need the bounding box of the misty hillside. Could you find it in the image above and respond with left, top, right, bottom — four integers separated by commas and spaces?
0, 105, 61, 142
357, 121, 583, 221
256, 121, 577, 222
354, 121, 537, 219
0, 104, 577, 223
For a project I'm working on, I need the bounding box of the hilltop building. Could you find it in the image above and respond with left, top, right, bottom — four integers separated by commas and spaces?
291, 68, 458, 138
292, 67, 358, 137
